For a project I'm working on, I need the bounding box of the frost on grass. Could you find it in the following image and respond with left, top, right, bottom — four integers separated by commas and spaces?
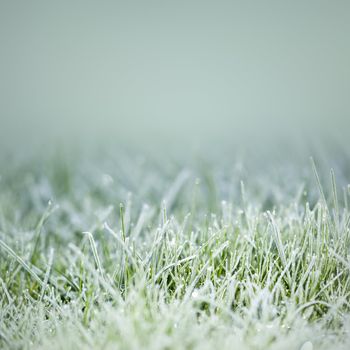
0, 151, 350, 349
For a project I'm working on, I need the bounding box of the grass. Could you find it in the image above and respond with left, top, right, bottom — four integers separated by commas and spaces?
0, 146, 350, 349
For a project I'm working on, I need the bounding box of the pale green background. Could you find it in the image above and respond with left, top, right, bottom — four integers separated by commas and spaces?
0, 0, 349, 149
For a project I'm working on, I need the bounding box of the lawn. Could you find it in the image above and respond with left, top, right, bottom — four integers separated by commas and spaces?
0, 146, 349, 349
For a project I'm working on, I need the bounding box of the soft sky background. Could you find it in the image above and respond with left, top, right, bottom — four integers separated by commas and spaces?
0, 0, 349, 150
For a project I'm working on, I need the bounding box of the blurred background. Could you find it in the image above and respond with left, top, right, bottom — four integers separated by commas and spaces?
0, 0, 349, 153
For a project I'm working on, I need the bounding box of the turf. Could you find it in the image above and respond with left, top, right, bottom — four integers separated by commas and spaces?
0, 147, 350, 350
